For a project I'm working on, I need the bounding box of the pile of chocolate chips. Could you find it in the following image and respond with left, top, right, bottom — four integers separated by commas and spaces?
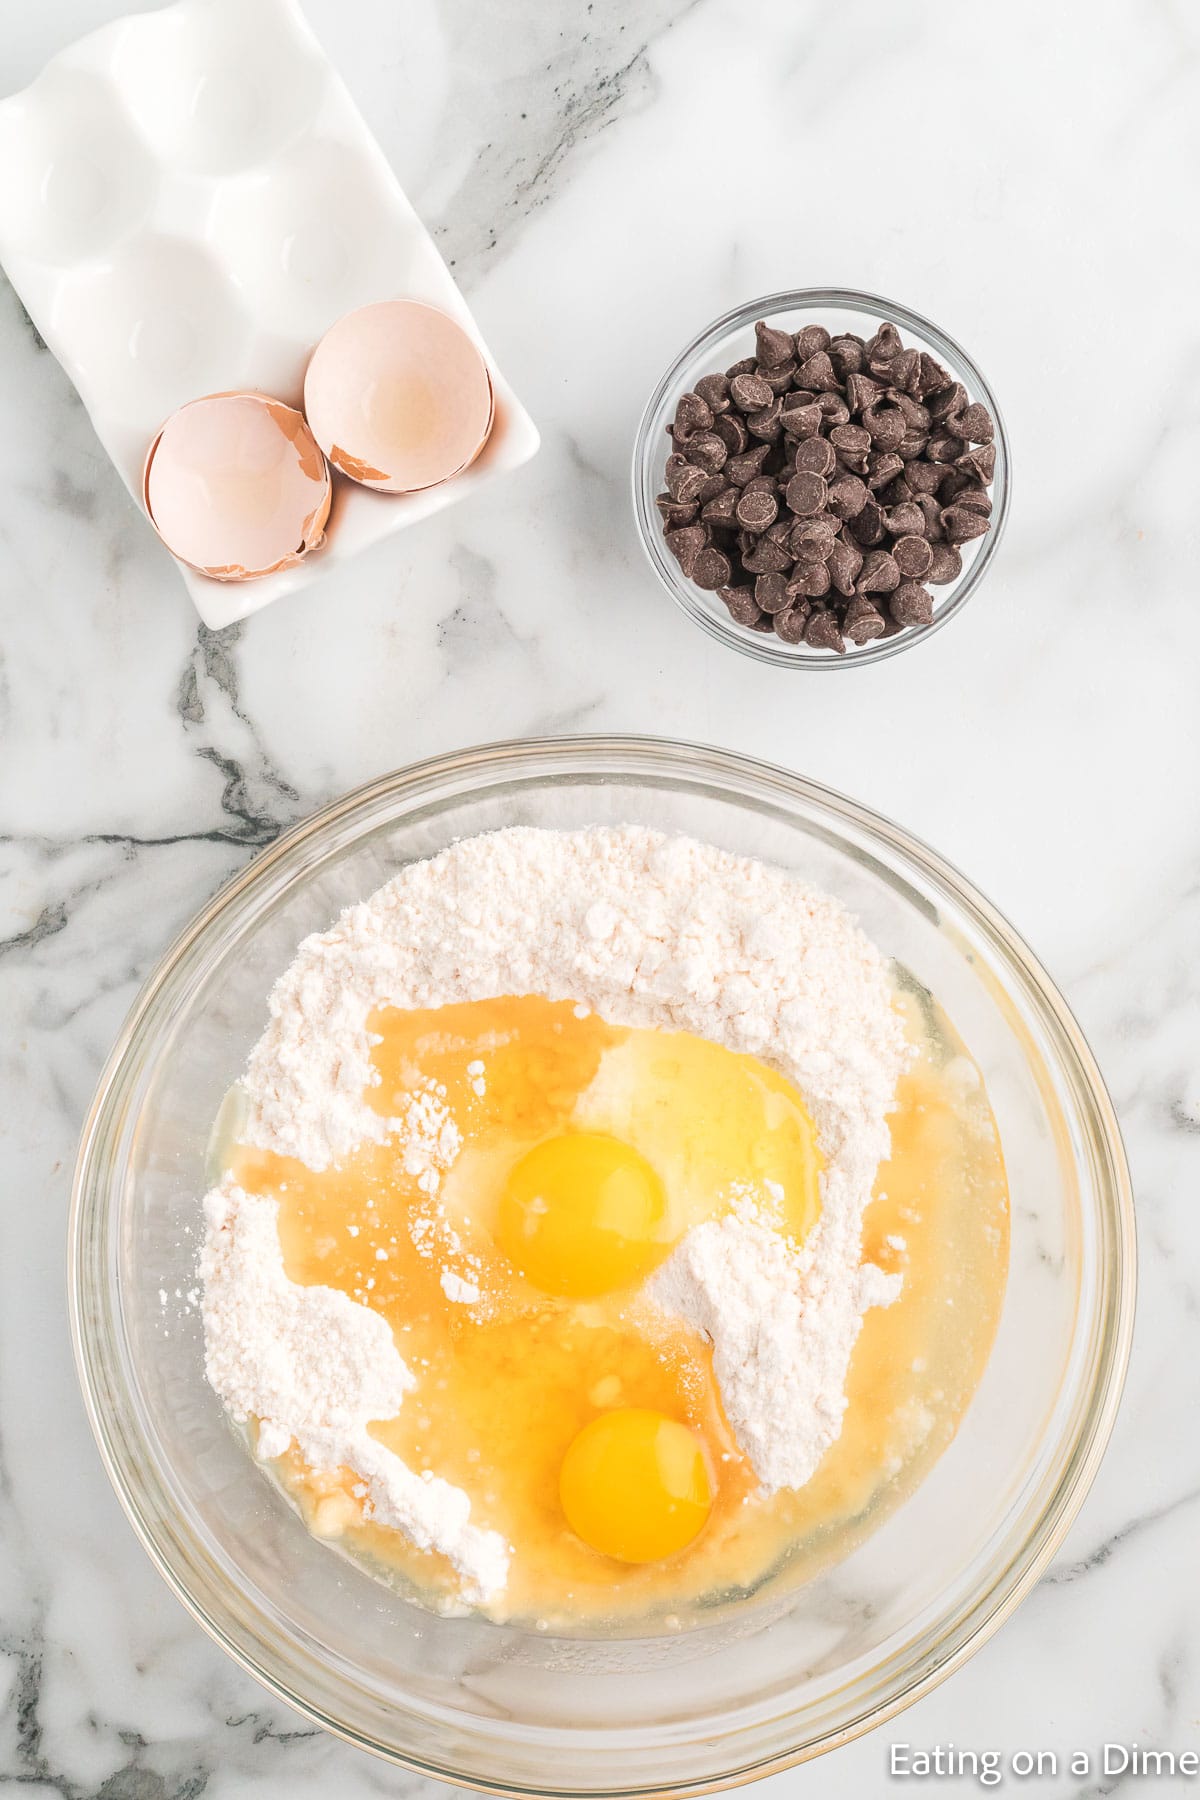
657, 320, 996, 651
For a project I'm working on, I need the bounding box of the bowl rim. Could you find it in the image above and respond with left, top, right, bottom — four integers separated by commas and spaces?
631, 287, 1012, 669
68, 734, 1133, 1795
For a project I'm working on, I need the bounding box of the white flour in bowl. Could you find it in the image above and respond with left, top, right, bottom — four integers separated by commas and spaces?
199, 826, 910, 1604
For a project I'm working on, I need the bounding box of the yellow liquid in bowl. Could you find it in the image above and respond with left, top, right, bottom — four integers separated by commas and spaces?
225, 987, 1008, 1628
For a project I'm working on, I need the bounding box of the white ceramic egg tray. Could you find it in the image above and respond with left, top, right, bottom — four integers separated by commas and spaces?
0, 0, 539, 628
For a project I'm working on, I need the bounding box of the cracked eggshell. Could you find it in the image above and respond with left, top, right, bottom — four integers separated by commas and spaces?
303, 300, 495, 495
143, 391, 331, 582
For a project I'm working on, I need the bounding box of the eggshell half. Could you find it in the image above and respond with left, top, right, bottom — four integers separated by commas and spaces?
303, 300, 494, 494
143, 392, 331, 581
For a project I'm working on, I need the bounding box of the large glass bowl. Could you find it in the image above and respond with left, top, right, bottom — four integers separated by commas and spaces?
632, 289, 1011, 668
70, 737, 1132, 1794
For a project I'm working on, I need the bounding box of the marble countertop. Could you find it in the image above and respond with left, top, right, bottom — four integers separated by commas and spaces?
2, 1, 1198, 1795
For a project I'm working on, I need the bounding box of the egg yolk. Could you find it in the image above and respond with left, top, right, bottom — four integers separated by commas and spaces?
560, 1409, 713, 1564
497, 1131, 668, 1297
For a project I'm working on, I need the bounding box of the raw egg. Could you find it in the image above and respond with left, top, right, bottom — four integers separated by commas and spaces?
559, 1409, 713, 1563
143, 392, 331, 581
303, 299, 494, 493
497, 1131, 668, 1297
405, 999, 824, 1282
568, 1024, 824, 1248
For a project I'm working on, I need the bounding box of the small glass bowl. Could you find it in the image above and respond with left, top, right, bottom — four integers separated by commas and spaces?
632, 289, 1011, 669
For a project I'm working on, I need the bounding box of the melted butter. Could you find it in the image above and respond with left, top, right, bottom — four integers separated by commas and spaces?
226, 989, 1008, 1627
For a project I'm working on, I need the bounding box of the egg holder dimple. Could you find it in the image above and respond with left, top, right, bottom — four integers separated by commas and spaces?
0, 0, 540, 629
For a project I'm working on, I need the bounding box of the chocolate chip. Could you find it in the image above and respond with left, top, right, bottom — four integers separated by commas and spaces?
937, 468, 973, 503
780, 400, 822, 439
927, 544, 963, 584
790, 515, 839, 560
666, 460, 709, 504
656, 492, 698, 527
952, 402, 994, 443
884, 501, 925, 537
755, 320, 795, 367
683, 430, 728, 473
786, 471, 828, 516
720, 586, 763, 626
773, 604, 811, 643
866, 322, 903, 363
755, 360, 798, 395
828, 539, 863, 595
888, 392, 931, 429
725, 357, 757, 379
829, 334, 866, 376
804, 609, 845, 653
693, 373, 730, 414
691, 545, 732, 590
701, 486, 739, 526
857, 548, 901, 594
754, 571, 792, 612
672, 391, 714, 440
906, 459, 948, 495
741, 534, 792, 575
898, 430, 930, 461
953, 486, 993, 517
866, 451, 905, 491
926, 431, 966, 465
890, 347, 921, 393
843, 595, 887, 643
736, 487, 780, 531
847, 499, 886, 546
917, 354, 952, 399
793, 436, 836, 477
827, 474, 869, 519
725, 444, 772, 485
729, 372, 774, 411
957, 443, 996, 485
846, 372, 884, 415
816, 393, 851, 428
893, 534, 934, 578
915, 494, 945, 540
834, 447, 871, 479
890, 581, 935, 627
713, 412, 749, 455
941, 504, 991, 544
745, 398, 784, 441
788, 559, 832, 598
928, 381, 967, 422
829, 424, 872, 458
797, 351, 841, 392
862, 405, 907, 451
795, 324, 832, 359
876, 475, 913, 510
664, 524, 708, 577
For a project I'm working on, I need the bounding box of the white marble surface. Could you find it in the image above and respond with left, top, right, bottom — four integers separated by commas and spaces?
1, 1, 1198, 1795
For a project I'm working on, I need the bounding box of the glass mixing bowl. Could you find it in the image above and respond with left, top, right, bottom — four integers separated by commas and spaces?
632, 289, 1011, 667
70, 737, 1132, 1794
